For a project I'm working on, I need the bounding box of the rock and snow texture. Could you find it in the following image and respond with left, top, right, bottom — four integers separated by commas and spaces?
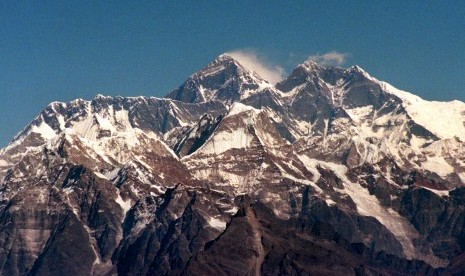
166, 54, 273, 104
1, 54, 465, 274
381, 81, 465, 139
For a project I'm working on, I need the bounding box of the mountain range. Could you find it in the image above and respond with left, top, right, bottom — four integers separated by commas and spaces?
1, 54, 465, 275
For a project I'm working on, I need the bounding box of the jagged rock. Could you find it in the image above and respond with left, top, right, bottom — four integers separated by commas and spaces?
1, 54, 465, 275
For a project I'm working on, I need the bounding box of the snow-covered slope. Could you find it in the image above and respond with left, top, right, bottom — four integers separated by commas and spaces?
0, 95, 226, 182
380, 81, 465, 139
1, 54, 465, 274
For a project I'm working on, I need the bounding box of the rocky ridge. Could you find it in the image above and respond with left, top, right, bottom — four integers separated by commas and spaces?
1, 54, 465, 275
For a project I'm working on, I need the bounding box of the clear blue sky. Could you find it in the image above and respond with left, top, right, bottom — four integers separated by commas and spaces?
1, 1, 464, 147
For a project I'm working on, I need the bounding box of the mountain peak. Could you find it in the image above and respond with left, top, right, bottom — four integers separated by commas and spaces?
347, 64, 373, 79
192, 53, 245, 79
204, 53, 240, 70
94, 94, 113, 100
296, 61, 371, 76
300, 60, 325, 70
166, 54, 270, 104
4, 52, 465, 275
275, 60, 328, 92
215, 53, 236, 63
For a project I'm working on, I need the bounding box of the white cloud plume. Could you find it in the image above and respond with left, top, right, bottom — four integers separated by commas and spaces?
307, 51, 348, 66
226, 49, 285, 84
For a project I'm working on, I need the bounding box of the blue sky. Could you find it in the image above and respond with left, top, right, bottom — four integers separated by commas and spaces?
1, 1, 464, 147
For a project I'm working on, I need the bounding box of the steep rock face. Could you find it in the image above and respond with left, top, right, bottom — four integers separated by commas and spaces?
173, 113, 224, 157
276, 61, 349, 134
0, 158, 124, 275
399, 187, 465, 260
113, 184, 235, 275
186, 199, 436, 276
1, 54, 465, 275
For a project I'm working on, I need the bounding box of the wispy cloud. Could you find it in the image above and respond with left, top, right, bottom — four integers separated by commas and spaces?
307, 51, 349, 66
226, 49, 285, 84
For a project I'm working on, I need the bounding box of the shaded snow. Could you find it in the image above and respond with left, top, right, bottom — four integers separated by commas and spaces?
207, 216, 227, 231
345, 105, 373, 124
422, 187, 450, 197
421, 155, 455, 177
115, 193, 132, 217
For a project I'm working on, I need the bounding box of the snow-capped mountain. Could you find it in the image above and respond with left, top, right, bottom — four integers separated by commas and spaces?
167, 54, 274, 104
1, 54, 465, 275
